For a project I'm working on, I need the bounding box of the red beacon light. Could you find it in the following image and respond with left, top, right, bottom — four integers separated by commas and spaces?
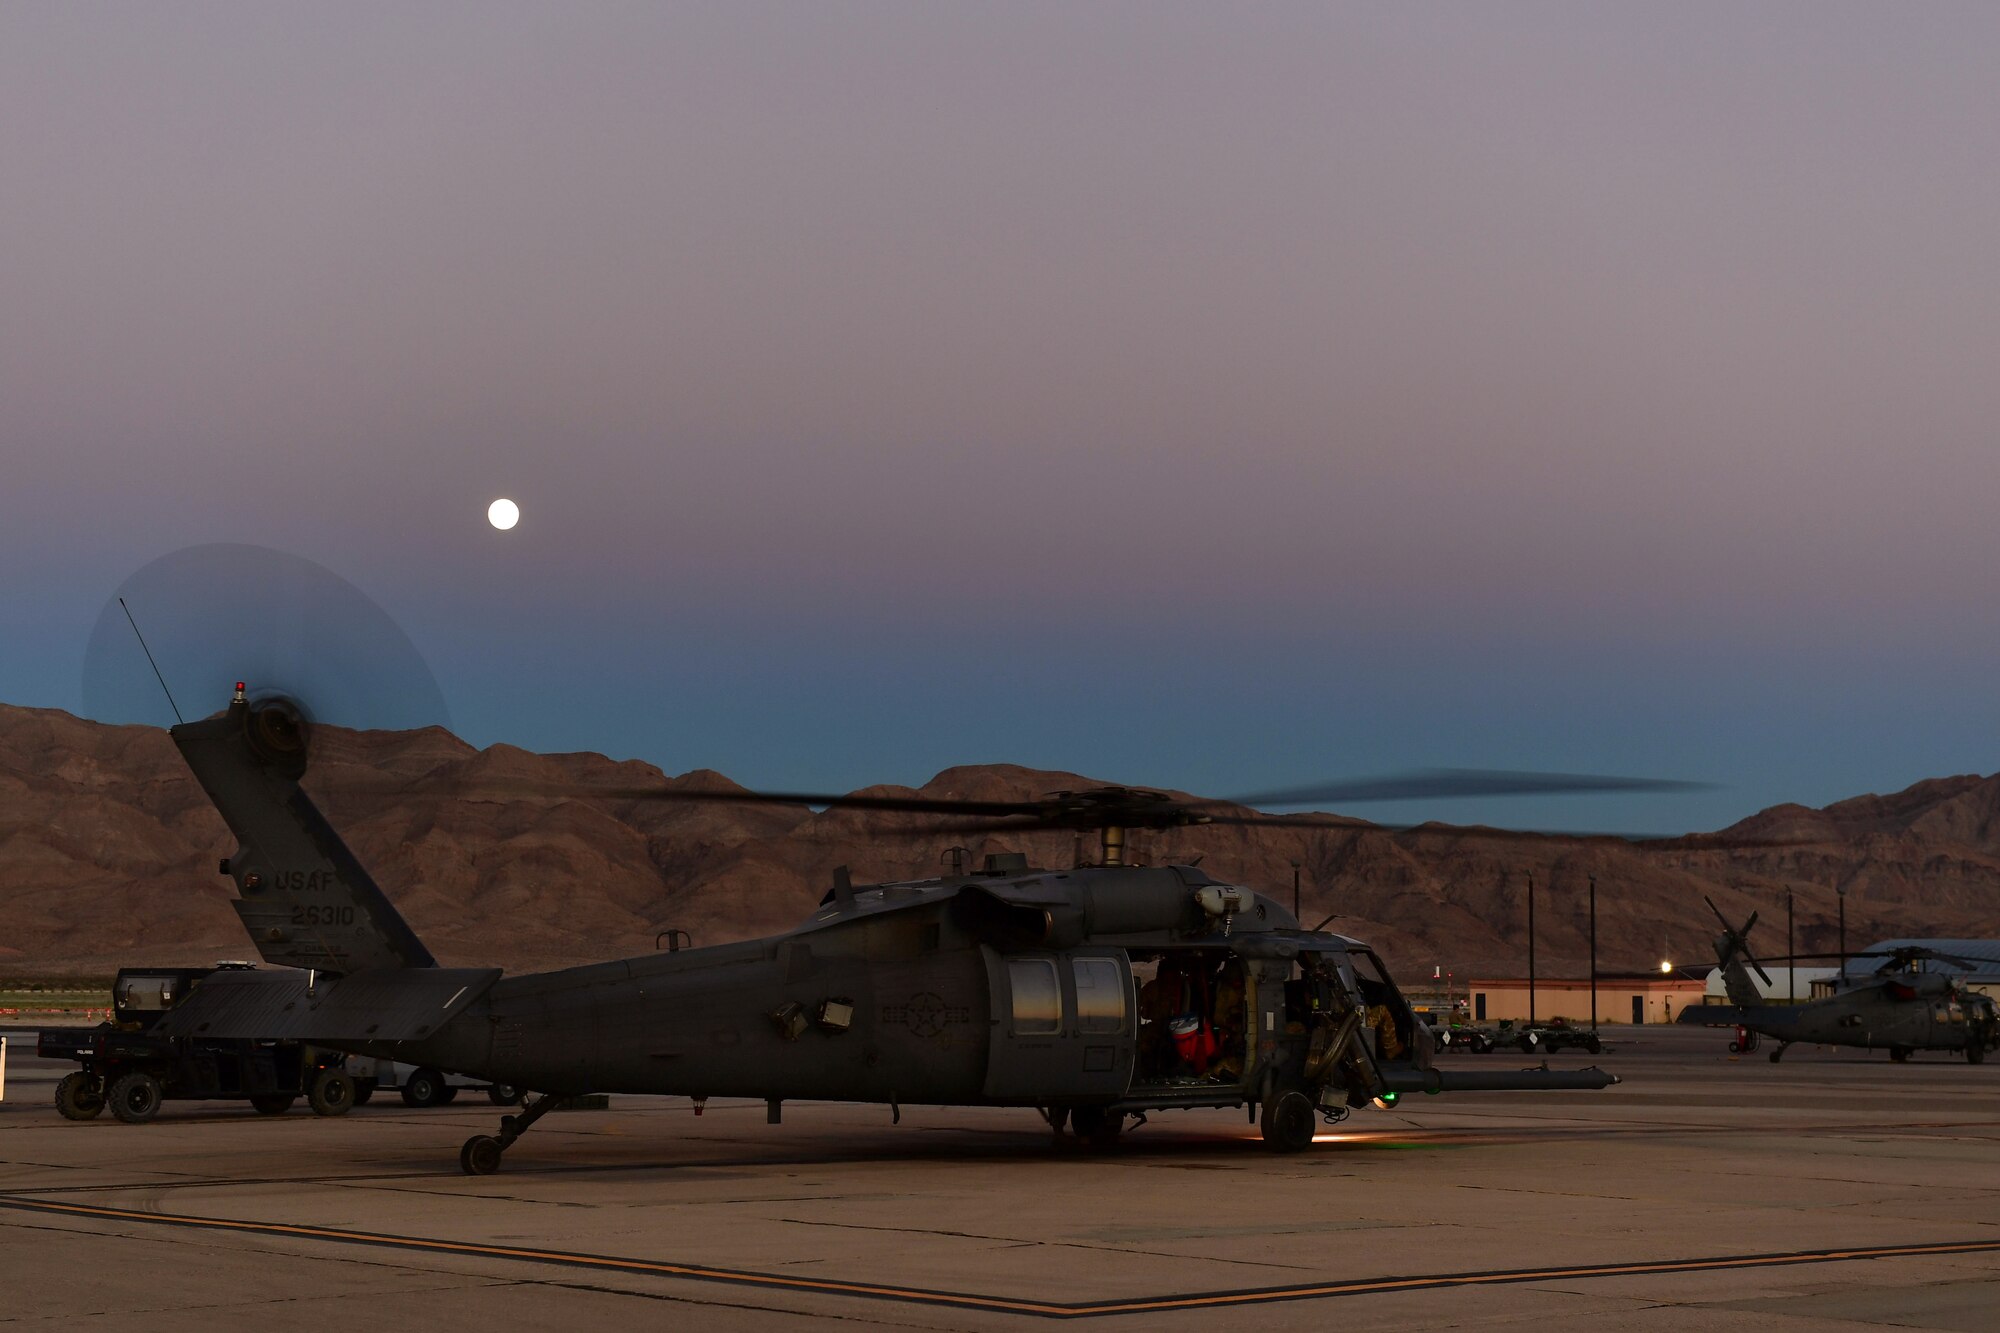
233, 681, 247, 703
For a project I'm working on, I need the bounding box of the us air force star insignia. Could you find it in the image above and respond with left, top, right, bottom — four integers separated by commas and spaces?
884, 991, 970, 1037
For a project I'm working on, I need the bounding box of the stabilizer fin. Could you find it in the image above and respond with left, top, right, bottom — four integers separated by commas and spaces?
174, 697, 435, 974
149, 967, 498, 1041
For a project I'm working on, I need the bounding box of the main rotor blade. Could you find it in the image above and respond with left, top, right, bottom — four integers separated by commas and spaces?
1223, 768, 1716, 808
541, 786, 1050, 818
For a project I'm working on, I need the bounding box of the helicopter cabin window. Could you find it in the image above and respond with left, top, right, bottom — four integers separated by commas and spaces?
1009, 958, 1062, 1035
1072, 958, 1126, 1035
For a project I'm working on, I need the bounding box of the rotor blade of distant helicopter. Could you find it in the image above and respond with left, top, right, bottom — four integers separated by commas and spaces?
1219, 768, 1717, 808
1771, 950, 1986, 968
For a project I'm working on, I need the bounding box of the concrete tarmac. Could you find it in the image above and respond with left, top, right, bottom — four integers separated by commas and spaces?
4, 1025, 1999, 1329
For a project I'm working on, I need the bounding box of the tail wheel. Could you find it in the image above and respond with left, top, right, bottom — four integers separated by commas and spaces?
107, 1071, 163, 1124
1260, 1088, 1318, 1153
1890, 1046, 1912, 1063
249, 1094, 296, 1115
1518, 1036, 1538, 1054
55, 1071, 105, 1121
308, 1068, 356, 1116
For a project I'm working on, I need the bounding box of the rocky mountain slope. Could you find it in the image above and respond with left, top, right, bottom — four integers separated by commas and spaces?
3, 702, 1997, 977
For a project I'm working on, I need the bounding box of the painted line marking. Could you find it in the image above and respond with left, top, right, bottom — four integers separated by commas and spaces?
4, 1194, 2000, 1317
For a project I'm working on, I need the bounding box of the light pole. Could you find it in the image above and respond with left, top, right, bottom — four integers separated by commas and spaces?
1291, 860, 1301, 923
1837, 883, 1847, 984
1526, 871, 1537, 1028
1588, 873, 1598, 1032
1787, 886, 1795, 1004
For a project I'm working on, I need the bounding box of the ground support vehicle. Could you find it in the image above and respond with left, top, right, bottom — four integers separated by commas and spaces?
1441, 1024, 1499, 1053
1517, 1021, 1604, 1055
37, 966, 355, 1123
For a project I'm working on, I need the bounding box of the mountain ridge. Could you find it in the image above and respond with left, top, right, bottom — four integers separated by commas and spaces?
2, 701, 1995, 977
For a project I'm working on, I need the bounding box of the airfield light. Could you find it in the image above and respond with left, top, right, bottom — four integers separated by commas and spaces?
1660, 960, 1673, 974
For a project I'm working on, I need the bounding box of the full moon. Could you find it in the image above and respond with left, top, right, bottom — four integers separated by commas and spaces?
487, 498, 520, 530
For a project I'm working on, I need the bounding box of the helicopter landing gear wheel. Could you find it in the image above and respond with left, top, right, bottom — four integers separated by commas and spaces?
1261, 1088, 1318, 1153
1969, 1043, 1987, 1065
1890, 1046, 1912, 1063
460, 1135, 504, 1175
1769, 1042, 1789, 1063
1070, 1106, 1125, 1149
458, 1090, 565, 1175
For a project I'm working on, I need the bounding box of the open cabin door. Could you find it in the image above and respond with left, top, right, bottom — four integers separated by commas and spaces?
981, 948, 1135, 1101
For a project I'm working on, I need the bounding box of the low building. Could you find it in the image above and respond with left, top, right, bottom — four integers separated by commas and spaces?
1704, 966, 1838, 1004
1466, 973, 1708, 1025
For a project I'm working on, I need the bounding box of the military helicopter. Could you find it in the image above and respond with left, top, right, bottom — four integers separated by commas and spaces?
113, 679, 1682, 1175
79, 545, 1745, 1174
1677, 897, 2000, 1064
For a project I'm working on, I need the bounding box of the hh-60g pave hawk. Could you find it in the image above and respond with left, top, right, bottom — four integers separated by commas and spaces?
1677, 897, 2000, 1064
140, 682, 1693, 1175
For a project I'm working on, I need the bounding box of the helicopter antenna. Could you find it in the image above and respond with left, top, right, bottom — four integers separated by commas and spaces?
118, 597, 183, 725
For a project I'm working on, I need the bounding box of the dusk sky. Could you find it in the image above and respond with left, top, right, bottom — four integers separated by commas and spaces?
6, 5, 2000, 834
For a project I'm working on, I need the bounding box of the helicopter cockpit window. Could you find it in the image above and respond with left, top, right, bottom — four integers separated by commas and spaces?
1009, 958, 1062, 1035
1072, 958, 1126, 1035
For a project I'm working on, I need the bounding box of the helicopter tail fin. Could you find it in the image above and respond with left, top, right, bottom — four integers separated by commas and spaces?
172, 692, 436, 974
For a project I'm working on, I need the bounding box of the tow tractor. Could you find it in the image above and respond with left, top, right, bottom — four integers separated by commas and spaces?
37, 965, 355, 1122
